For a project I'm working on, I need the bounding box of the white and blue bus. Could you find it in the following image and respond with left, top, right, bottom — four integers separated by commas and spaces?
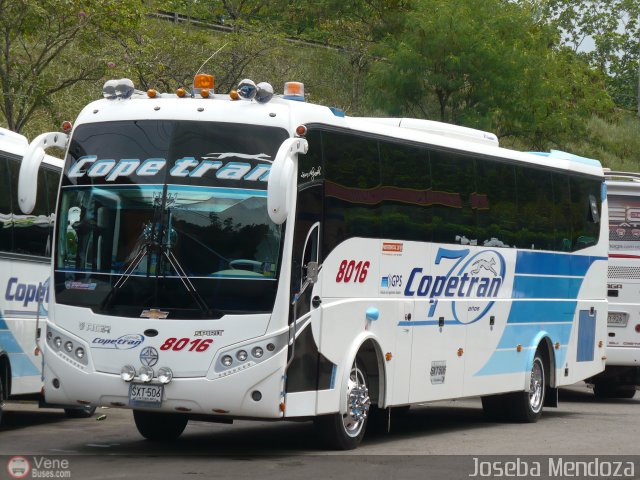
0, 127, 94, 425
17, 77, 608, 449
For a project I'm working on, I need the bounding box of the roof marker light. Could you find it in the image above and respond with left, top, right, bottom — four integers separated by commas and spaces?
283, 81, 304, 101
229, 90, 240, 100
237, 79, 257, 100
176, 87, 187, 98
200, 88, 210, 98
147, 89, 157, 98
255, 82, 274, 104
61, 121, 72, 133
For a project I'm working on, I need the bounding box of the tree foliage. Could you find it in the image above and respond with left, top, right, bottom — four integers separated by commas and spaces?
368, 0, 614, 149
0, 0, 145, 133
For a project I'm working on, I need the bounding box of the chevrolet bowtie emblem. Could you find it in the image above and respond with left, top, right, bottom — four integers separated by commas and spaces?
140, 309, 169, 319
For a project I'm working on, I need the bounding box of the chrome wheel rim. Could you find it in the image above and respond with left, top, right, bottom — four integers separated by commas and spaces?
529, 358, 544, 413
342, 364, 370, 437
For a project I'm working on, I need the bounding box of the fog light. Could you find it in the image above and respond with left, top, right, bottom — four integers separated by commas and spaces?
139, 366, 154, 383
158, 367, 173, 384
251, 390, 262, 401
252, 346, 264, 358
64, 341, 74, 353
236, 350, 248, 362
54, 337, 62, 349
75, 347, 85, 359
120, 365, 136, 382
221, 355, 233, 367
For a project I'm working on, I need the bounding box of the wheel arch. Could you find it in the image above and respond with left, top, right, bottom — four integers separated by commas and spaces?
524, 333, 556, 391
339, 333, 387, 414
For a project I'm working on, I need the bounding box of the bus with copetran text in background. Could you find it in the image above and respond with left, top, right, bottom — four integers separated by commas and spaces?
0, 126, 93, 424
17, 75, 608, 449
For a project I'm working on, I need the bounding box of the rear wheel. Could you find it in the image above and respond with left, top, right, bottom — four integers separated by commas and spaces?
315, 358, 371, 450
593, 383, 636, 399
510, 351, 546, 423
133, 410, 188, 441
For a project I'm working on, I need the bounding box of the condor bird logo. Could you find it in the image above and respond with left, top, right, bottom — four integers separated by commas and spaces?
471, 258, 498, 276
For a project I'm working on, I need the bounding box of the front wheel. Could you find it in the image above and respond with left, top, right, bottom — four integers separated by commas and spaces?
315, 359, 371, 450
510, 351, 546, 423
133, 410, 188, 441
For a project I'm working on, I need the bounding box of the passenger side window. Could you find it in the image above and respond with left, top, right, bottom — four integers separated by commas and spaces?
380, 142, 432, 242
475, 160, 517, 248
570, 177, 601, 250
0, 156, 13, 253
9, 157, 51, 256
515, 166, 555, 250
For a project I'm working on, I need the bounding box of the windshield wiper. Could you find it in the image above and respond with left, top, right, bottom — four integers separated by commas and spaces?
101, 193, 212, 317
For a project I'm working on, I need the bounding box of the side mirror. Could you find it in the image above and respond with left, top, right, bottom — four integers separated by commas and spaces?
18, 132, 68, 214
267, 137, 308, 224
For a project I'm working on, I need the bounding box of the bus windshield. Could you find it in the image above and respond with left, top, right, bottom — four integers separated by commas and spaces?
54, 120, 289, 319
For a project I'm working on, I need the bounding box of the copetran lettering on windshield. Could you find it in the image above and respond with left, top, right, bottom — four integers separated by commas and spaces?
66, 154, 272, 183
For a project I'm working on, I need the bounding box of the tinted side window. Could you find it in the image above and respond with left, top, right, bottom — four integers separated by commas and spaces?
553, 173, 573, 251
515, 166, 555, 250
475, 160, 517, 248
9, 157, 51, 256
380, 142, 432, 242
570, 176, 601, 250
43, 167, 61, 255
323, 131, 380, 256
0, 156, 13, 252
429, 150, 476, 244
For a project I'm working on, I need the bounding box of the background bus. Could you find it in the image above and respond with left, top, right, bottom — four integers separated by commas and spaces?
17, 77, 608, 449
0, 126, 92, 425
587, 170, 640, 398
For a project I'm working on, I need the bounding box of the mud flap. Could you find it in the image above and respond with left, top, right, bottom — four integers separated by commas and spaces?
544, 386, 558, 407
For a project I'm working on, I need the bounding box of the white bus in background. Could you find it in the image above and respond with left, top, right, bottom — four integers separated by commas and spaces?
0, 127, 93, 425
17, 76, 608, 449
585, 170, 640, 398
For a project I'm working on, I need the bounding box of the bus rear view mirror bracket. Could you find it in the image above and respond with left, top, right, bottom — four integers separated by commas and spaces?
19, 132, 68, 214
267, 137, 308, 224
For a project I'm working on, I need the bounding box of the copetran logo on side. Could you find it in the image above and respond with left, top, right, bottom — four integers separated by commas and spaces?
5, 277, 49, 307
92, 334, 144, 350
404, 248, 506, 325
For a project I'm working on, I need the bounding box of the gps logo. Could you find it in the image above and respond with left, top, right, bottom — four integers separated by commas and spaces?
381, 275, 402, 288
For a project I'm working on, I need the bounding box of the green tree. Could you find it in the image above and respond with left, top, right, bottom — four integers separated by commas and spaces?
368, 0, 613, 148
0, 0, 145, 133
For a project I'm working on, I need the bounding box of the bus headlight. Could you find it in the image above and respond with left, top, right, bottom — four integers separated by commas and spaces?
75, 347, 85, 359
64, 341, 74, 353
236, 350, 248, 362
139, 366, 154, 383
221, 355, 233, 367
252, 346, 264, 358
54, 337, 62, 349
158, 367, 173, 384
120, 365, 136, 382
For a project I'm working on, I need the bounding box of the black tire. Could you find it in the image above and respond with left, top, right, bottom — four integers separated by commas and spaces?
510, 351, 546, 423
64, 406, 97, 418
593, 383, 636, 399
133, 410, 188, 441
481, 394, 511, 422
315, 358, 371, 450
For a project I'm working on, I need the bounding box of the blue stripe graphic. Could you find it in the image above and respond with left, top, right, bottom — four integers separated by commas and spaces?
6, 353, 40, 377
497, 323, 573, 349
512, 276, 583, 299
506, 301, 576, 324
514, 252, 606, 276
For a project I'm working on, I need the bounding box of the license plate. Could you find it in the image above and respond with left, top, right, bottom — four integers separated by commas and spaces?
129, 383, 163, 407
608, 312, 628, 327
